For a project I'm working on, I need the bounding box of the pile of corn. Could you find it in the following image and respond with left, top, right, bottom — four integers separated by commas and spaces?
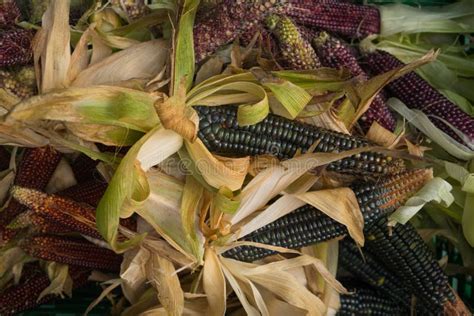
0, 0, 473, 315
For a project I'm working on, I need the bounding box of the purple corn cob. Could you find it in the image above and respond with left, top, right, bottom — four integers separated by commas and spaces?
312, 32, 396, 131
364, 50, 474, 146
0, 28, 34, 68
193, 0, 284, 62
0, 0, 21, 27
282, 1, 380, 39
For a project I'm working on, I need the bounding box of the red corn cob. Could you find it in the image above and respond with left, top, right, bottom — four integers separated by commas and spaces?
0, 0, 21, 28
59, 179, 108, 207
0, 28, 34, 67
363, 50, 474, 146
0, 199, 27, 235
312, 32, 396, 131
0, 264, 90, 316
15, 146, 62, 190
193, 0, 284, 62
20, 235, 123, 271
12, 186, 103, 239
71, 154, 100, 183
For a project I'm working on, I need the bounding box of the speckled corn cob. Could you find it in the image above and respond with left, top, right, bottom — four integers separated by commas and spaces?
265, 14, 321, 70
312, 32, 396, 131
59, 179, 108, 207
193, 0, 284, 62
0, 28, 34, 67
282, 1, 380, 39
223, 169, 431, 262
11, 186, 102, 239
196, 106, 405, 177
365, 217, 455, 313
20, 235, 122, 271
364, 50, 474, 146
0, 0, 21, 27
0, 264, 90, 316
0, 69, 35, 99
111, 0, 150, 21
71, 154, 100, 183
337, 283, 404, 316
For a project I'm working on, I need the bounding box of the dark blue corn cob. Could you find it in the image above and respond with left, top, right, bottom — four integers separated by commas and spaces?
365, 216, 456, 314
223, 169, 431, 262
337, 281, 404, 316
363, 50, 474, 147
311, 32, 396, 132
196, 105, 405, 177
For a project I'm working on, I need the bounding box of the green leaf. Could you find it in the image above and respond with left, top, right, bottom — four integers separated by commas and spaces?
262, 79, 311, 119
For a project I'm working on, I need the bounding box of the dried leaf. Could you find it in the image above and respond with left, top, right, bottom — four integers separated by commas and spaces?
203, 248, 226, 316
38, 262, 73, 301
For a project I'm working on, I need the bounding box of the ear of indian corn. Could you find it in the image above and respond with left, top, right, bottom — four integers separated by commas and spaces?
0, 0, 21, 27
0, 28, 34, 67
337, 281, 404, 316
0, 264, 90, 316
196, 105, 405, 177
70, 154, 101, 184
0, 69, 36, 100
365, 216, 456, 314
111, 0, 150, 21
11, 186, 102, 240
311, 32, 396, 131
282, 1, 380, 39
20, 235, 123, 272
193, 0, 284, 62
265, 14, 321, 70
363, 50, 474, 146
223, 169, 431, 262
58, 179, 108, 207
0, 146, 10, 170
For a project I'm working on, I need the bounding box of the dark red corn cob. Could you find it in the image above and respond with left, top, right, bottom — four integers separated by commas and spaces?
59, 179, 108, 207
15, 146, 62, 190
193, 0, 284, 62
71, 154, 100, 183
0, 199, 27, 235
0, 0, 21, 27
0, 28, 34, 67
0, 146, 10, 170
312, 32, 396, 131
363, 50, 474, 146
282, 1, 380, 39
11, 186, 103, 239
0, 264, 90, 316
21, 235, 122, 271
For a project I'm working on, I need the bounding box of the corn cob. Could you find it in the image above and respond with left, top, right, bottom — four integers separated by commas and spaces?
59, 179, 108, 207
282, 1, 380, 39
71, 153, 100, 183
0, 69, 36, 99
0, 28, 34, 67
337, 282, 404, 316
365, 216, 455, 313
363, 50, 474, 146
193, 0, 285, 62
20, 235, 123, 271
196, 105, 405, 177
311, 32, 396, 131
0, 146, 10, 170
15, 146, 62, 189
0, 264, 90, 316
111, 0, 150, 21
265, 14, 321, 70
223, 169, 431, 262
0, 0, 21, 27
11, 186, 102, 239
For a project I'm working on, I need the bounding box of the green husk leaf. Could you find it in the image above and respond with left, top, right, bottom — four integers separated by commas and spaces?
388, 98, 474, 160
181, 175, 205, 261
262, 79, 312, 119
389, 177, 454, 225
213, 187, 240, 215
172, 0, 200, 94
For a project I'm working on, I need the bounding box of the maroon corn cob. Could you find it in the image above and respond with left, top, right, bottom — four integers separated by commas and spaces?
0, 0, 21, 28
364, 50, 474, 146
0, 28, 34, 67
312, 32, 396, 131
71, 153, 100, 183
20, 235, 123, 271
193, 0, 284, 62
59, 179, 108, 207
282, 1, 380, 39
0, 264, 90, 316
15, 146, 62, 189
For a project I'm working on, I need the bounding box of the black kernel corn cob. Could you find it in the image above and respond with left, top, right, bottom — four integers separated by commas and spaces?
0, 0, 21, 27
20, 235, 123, 272
223, 169, 431, 262
265, 14, 321, 70
282, 1, 380, 39
196, 105, 405, 177
193, 0, 284, 62
0, 264, 90, 316
0, 28, 34, 67
11, 186, 103, 240
337, 282, 404, 316
312, 32, 396, 132
365, 216, 456, 314
363, 50, 474, 146
0, 147, 61, 231
0, 69, 36, 99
